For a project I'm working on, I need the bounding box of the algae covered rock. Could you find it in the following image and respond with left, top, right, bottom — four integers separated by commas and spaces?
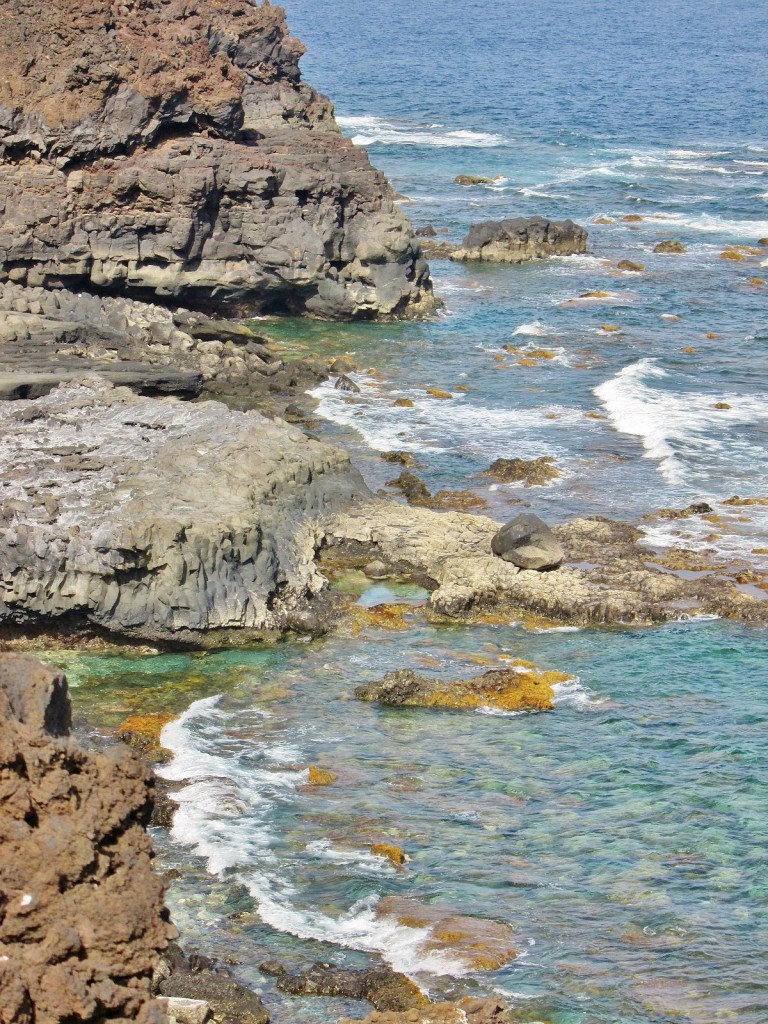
491, 512, 565, 570
484, 456, 560, 486
653, 239, 687, 254
354, 665, 560, 712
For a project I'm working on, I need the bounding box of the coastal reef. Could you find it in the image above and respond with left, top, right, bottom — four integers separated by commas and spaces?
1, 377, 765, 648
0, 654, 173, 1022
0, 0, 434, 320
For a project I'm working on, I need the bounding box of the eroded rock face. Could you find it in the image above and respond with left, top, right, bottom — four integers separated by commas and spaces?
0, 0, 435, 320
451, 216, 587, 263
0, 653, 173, 1023
274, 963, 426, 1012
0, 377, 369, 643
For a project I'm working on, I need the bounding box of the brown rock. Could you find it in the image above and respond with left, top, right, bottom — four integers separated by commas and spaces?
0, 0, 435, 321
0, 654, 174, 1023
617, 259, 645, 272
484, 456, 560, 486
653, 239, 687, 254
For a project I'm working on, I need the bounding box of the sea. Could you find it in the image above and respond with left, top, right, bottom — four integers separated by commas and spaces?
62, 3, 768, 1022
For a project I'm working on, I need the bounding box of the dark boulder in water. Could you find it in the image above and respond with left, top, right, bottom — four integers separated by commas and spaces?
452, 216, 587, 263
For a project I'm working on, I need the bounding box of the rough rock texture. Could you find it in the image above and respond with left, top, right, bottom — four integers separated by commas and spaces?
0, 654, 173, 1023
491, 512, 565, 570
451, 216, 587, 263
0, 377, 368, 644
354, 665, 560, 712
483, 456, 560, 487
324, 503, 768, 624
341, 996, 508, 1024
0, 280, 327, 414
154, 944, 268, 1024
0, 0, 435, 320
275, 963, 427, 1011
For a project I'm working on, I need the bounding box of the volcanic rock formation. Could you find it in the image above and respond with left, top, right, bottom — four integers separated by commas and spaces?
0, 654, 173, 1022
0, 0, 435, 320
451, 217, 587, 263
0, 377, 369, 644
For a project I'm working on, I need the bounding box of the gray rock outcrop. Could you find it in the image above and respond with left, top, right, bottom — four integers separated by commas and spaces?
0, 0, 435, 321
0, 280, 325, 412
451, 217, 587, 263
491, 513, 565, 570
0, 377, 369, 643
0, 654, 174, 1022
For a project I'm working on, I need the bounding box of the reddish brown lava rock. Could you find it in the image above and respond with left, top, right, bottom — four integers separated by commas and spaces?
0, 654, 174, 1023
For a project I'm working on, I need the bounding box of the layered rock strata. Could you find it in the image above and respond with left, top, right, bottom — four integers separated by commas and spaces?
0, 280, 326, 415
0, 377, 369, 644
0, 0, 435, 320
451, 216, 587, 262
0, 654, 173, 1022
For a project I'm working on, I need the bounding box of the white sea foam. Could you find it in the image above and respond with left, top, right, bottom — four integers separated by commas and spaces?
552, 677, 607, 709
337, 115, 505, 148
518, 186, 570, 200
511, 320, 558, 337
309, 376, 580, 462
637, 211, 768, 236
305, 839, 398, 873
594, 359, 767, 484
248, 890, 470, 979
159, 696, 478, 981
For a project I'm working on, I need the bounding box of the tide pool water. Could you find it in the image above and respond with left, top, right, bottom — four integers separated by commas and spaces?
63, 4, 768, 1023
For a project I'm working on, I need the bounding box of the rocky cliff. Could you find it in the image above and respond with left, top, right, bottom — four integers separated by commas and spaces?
0, 377, 368, 644
0, 654, 173, 1022
0, 0, 435, 320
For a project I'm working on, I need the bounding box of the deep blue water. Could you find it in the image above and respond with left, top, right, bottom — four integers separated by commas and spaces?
66, 5, 768, 1023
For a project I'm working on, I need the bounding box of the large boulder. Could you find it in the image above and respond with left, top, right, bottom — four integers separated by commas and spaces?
0, 0, 435, 320
451, 216, 587, 263
491, 512, 565, 570
0, 654, 174, 1022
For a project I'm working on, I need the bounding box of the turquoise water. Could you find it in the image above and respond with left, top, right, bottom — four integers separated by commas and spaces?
65, 4, 768, 1023
65, 613, 768, 1023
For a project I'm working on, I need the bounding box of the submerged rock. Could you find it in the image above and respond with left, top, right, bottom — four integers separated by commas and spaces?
491, 513, 565, 570
375, 897, 520, 971
0, 1, 435, 321
354, 665, 559, 712
0, 654, 174, 1022
484, 456, 560, 486
370, 843, 408, 866
451, 217, 587, 263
